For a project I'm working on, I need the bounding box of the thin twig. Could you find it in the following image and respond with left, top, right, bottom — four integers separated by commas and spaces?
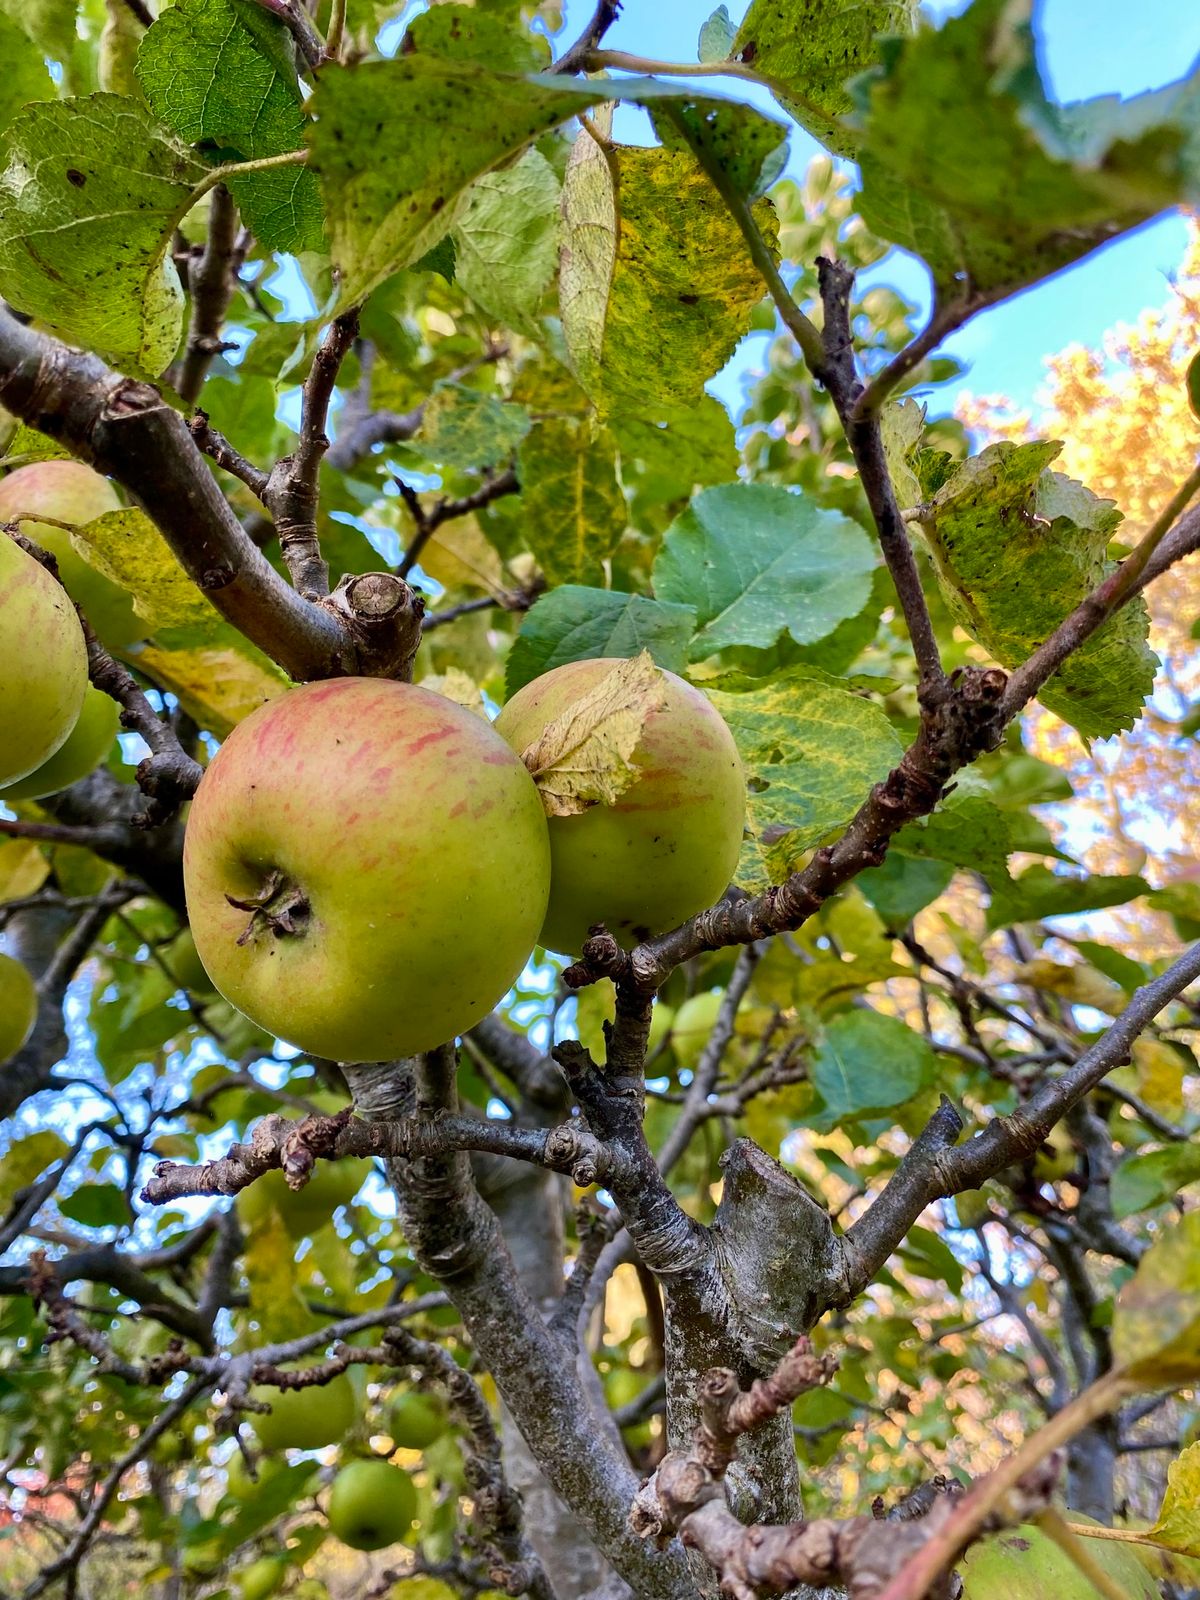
397, 467, 519, 578
553, 0, 622, 74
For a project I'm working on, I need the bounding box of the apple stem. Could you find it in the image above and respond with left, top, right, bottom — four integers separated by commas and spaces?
226, 871, 311, 945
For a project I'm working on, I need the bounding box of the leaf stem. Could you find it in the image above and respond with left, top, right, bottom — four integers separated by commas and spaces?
325, 0, 347, 61
1037, 1509, 1128, 1600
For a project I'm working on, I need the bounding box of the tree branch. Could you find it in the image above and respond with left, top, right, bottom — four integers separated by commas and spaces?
553, 0, 622, 74
397, 467, 520, 578
174, 184, 241, 407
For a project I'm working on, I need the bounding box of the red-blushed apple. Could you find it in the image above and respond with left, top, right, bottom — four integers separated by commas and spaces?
182, 678, 551, 1062
0, 534, 87, 786
0, 462, 142, 649
0, 952, 37, 1058
495, 660, 745, 953
388, 1390, 447, 1450
250, 1372, 358, 1453
325, 1458, 417, 1551
0, 684, 119, 801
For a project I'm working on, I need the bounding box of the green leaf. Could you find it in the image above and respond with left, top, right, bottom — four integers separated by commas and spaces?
892, 795, 1013, 883
0, 14, 54, 139
610, 397, 739, 501
0, 0, 75, 62
1112, 1145, 1200, 1221
0, 1132, 70, 1211
732, 0, 918, 157
506, 587, 698, 696
653, 483, 875, 658
858, 852, 954, 928
704, 669, 904, 890
414, 383, 531, 472
898, 1224, 964, 1294
809, 1009, 935, 1131
60, 1183, 133, 1231
987, 865, 1149, 930
136, 0, 322, 253
71, 508, 221, 637
654, 99, 790, 199
853, 0, 1200, 302
561, 138, 776, 414
402, 4, 550, 72
0, 94, 206, 375
517, 417, 626, 585
917, 441, 1158, 738
1113, 1209, 1200, 1384
698, 5, 735, 65
451, 148, 560, 335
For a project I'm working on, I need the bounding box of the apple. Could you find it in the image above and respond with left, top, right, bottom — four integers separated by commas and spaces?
182, 678, 551, 1062
0, 953, 37, 1059
388, 1390, 447, 1450
669, 990, 725, 1073
0, 462, 141, 650
224, 1449, 283, 1501
960, 1519, 1158, 1599
237, 1555, 287, 1600
0, 533, 88, 787
0, 685, 119, 802
251, 1372, 358, 1453
181, 1538, 224, 1577
325, 1459, 416, 1551
495, 660, 744, 953
164, 927, 217, 998
238, 1160, 363, 1239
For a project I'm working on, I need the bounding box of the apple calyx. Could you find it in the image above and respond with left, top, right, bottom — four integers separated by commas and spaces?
226, 871, 311, 946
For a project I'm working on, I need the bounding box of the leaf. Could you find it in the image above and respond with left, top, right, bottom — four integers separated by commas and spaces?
134, 628, 289, 737
654, 483, 875, 659
1131, 1037, 1187, 1120
99, 0, 144, 98
853, 0, 1200, 303
987, 865, 1149, 931
732, 0, 917, 157
1012, 958, 1126, 1015
0, 14, 54, 140
1113, 1210, 1200, 1384
705, 669, 904, 890
654, 99, 790, 200
892, 795, 1013, 884
243, 1208, 313, 1340
0, 838, 51, 904
898, 1224, 964, 1294
451, 148, 560, 334
0, 1132, 70, 1210
918, 441, 1158, 738
518, 417, 626, 585
417, 517, 507, 600
71, 509, 219, 636
560, 139, 776, 414
1188, 350, 1200, 423
1149, 1441, 1200, 1556
0, 95, 207, 375
506, 587, 698, 696
0, 0, 75, 62
137, 0, 322, 253
414, 384, 531, 472
809, 1009, 935, 1132
699, 6, 736, 64
402, 4, 550, 73
880, 398, 925, 512
60, 1183, 133, 1231
611, 397, 739, 500
419, 669, 484, 716
1112, 1145, 1200, 1221
858, 852, 954, 927
519, 651, 669, 817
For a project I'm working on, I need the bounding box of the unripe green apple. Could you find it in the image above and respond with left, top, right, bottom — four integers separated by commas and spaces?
165, 927, 217, 998
0, 463, 141, 650
0, 685, 119, 802
960, 1519, 1158, 1598
326, 1459, 416, 1551
670, 990, 725, 1073
224, 1449, 283, 1501
0, 534, 88, 787
250, 1372, 358, 1453
181, 1537, 224, 1577
237, 1160, 363, 1238
237, 1555, 287, 1600
388, 1390, 447, 1450
183, 678, 551, 1062
495, 660, 744, 953
0, 953, 37, 1059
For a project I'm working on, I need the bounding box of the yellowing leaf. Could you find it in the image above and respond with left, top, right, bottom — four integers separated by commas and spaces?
1149, 1442, 1200, 1556
1012, 958, 1126, 1015
520, 651, 668, 818
1132, 1038, 1187, 1119
243, 1207, 311, 1342
0, 1131, 69, 1210
419, 669, 485, 717
133, 631, 288, 737
1113, 1210, 1200, 1385
71, 508, 218, 635
0, 837, 51, 903
417, 515, 507, 600
517, 416, 626, 586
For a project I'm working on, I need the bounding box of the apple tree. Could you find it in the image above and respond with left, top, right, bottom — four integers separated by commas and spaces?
2, 1, 1200, 1597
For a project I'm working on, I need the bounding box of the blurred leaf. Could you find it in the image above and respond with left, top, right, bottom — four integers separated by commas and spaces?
134, 628, 288, 736
1113, 1210, 1200, 1384
415, 384, 530, 471
0, 1132, 70, 1210
418, 516, 508, 599
0, 0, 75, 61
0, 14, 54, 138
506, 586, 697, 695
1112, 1145, 1200, 1221
60, 1182, 133, 1230
987, 865, 1149, 930
0, 838, 51, 904
858, 852, 954, 927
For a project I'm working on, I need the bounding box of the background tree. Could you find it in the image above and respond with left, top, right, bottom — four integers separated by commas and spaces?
1, 2, 1200, 1599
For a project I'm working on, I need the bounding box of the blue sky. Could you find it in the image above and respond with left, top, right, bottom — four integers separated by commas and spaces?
554, 0, 1200, 414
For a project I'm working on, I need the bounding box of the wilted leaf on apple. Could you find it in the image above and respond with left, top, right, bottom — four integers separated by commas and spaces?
520, 651, 669, 817
1112, 1210, 1200, 1384
420, 669, 485, 717
506, 587, 697, 696
517, 417, 626, 586
1148, 1441, 1200, 1556
71, 509, 220, 637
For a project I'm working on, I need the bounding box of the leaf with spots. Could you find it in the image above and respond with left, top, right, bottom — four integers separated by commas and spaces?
70, 508, 221, 637
136, 0, 322, 252
519, 651, 669, 817
506, 586, 698, 696
1148, 1441, 1200, 1557
0, 95, 207, 375
517, 416, 626, 586
704, 668, 904, 890
916, 440, 1158, 739
653, 483, 876, 658
414, 383, 531, 472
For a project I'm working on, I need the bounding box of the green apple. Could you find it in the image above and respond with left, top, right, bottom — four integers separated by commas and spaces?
669, 990, 725, 1073
0, 953, 37, 1059
224, 1450, 283, 1501
0, 533, 87, 787
238, 1161, 363, 1239
165, 927, 217, 998
181, 1537, 224, 1577
250, 1372, 358, 1453
183, 678, 551, 1062
0, 685, 119, 802
237, 1555, 287, 1600
0, 462, 141, 650
960, 1519, 1158, 1598
326, 1459, 416, 1551
388, 1390, 447, 1450
495, 660, 744, 954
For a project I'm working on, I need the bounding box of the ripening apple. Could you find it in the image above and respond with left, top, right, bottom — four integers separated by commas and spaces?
326, 1459, 417, 1551
183, 678, 551, 1062
0, 953, 37, 1059
237, 1160, 363, 1239
495, 660, 745, 954
0, 685, 119, 802
251, 1371, 358, 1453
0, 534, 88, 787
236, 1555, 287, 1600
0, 462, 142, 649
164, 927, 217, 998
388, 1390, 448, 1450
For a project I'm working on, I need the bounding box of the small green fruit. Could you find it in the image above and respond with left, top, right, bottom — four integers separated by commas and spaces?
250, 1372, 358, 1453
960, 1519, 1159, 1598
0, 533, 87, 787
388, 1390, 448, 1450
237, 1555, 287, 1600
647, 1001, 675, 1060
0, 685, 119, 802
670, 991, 725, 1073
326, 1459, 416, 1551
224, 1450, 281, 1501
237, 1161, 362, 1239
166, 927, 218, 998
0, 953, 37, 1059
